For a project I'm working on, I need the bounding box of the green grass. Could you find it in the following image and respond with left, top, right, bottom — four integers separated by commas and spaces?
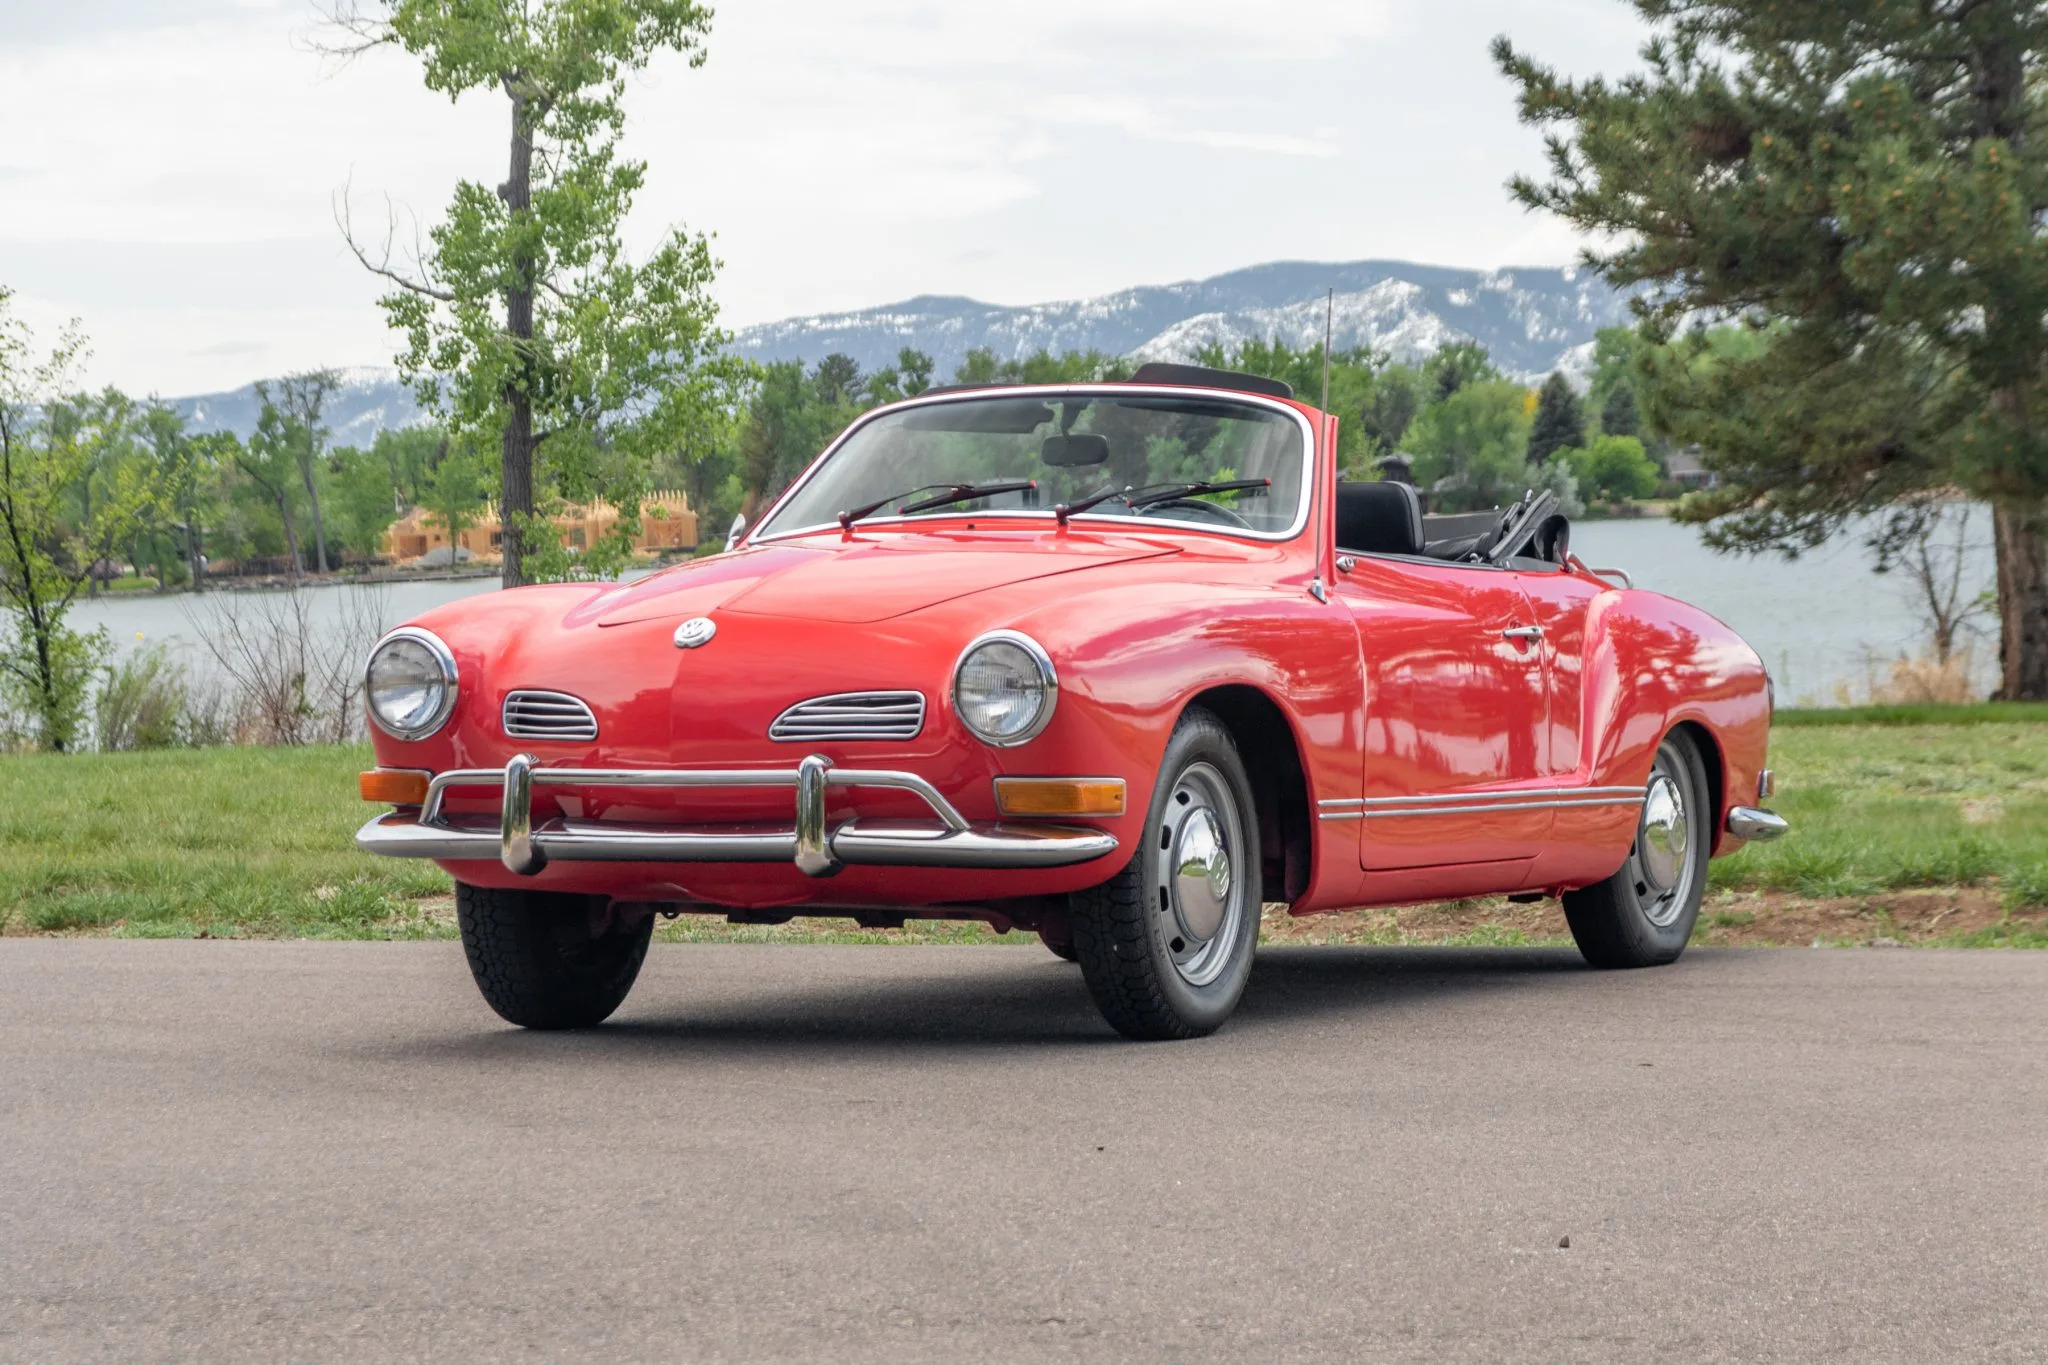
0, 746, 452, 939
1776, 701, 2048, 727
1710, 722, 2048, 907
3, 715, 2045, 940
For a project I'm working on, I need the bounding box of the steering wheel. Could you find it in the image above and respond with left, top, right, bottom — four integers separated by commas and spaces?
1133, 497, 1256, 530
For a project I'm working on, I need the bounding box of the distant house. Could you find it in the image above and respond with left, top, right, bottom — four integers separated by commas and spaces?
1375, 452, 1416, 486
1666, 445, 1717, 489
383, 491, 699, 565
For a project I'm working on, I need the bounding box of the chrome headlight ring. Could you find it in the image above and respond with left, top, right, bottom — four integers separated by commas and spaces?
364, 626, 460, 742
952, 629, 1059, 748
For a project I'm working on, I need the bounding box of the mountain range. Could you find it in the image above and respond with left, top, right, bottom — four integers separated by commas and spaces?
167, 259, 1633, 441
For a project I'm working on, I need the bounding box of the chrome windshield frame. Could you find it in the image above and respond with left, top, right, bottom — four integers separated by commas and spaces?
743, 384, 1320, 548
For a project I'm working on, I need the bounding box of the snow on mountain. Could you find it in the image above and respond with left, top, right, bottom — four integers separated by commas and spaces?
166, 366, 427, 447
162, 260, 1636, 441
734, 260, 1636, 384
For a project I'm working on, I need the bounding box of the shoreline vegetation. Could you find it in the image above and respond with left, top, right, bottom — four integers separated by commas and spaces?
4, 708, 2042, 948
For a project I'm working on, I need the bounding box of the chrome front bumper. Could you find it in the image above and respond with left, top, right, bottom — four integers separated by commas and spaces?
354, 753, 1120, 877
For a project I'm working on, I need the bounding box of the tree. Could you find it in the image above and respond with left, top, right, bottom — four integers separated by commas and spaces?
1561, 434, 1660, 503
1498, 5, 2048, 698
0, 294, 158, 749
423, 445, 486, 546
1359, 363, 1427, 459
1403, 379, 1538, 512
1599, 381, 1640, 440
333, 0, 735, 588
267, 370, 341, 573
1425, 341, 1500, 401
237, 401, 307, 575
1527, 371, 1586, 464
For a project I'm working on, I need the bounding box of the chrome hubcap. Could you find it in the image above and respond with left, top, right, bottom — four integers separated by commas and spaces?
1632, 755, 1698, 929
1154, 762, 1247, 987
1172, 807, 1232, 941
1638, 775, 1688, 894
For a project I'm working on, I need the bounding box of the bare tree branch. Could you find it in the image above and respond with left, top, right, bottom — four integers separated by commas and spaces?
334, 180, 457, 302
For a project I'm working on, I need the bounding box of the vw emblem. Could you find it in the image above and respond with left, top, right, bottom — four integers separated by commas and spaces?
673, 616, 717, 649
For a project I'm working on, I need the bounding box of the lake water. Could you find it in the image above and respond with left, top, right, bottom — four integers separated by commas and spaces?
68, 512, 1995, 707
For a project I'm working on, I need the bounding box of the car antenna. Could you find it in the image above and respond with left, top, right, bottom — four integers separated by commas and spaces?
1319, 288, 1334, 417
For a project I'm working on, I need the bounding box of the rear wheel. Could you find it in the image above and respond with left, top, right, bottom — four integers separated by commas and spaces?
1562, 731, 1711, 969
1069, 708, 1261, 1039
455, 883, 652, 1029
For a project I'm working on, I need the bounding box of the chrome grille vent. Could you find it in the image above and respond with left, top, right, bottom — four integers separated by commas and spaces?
502, 690, 599, 742
769, 691, 926, 743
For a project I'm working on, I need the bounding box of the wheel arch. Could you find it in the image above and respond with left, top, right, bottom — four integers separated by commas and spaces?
1183, 683, 1312, 903
1670, 717, 1729, 856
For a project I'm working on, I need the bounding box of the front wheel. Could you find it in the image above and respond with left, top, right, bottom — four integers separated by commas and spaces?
456, 883, 652, 1029
1562, 730, 1712, 969
1069, 708, 1261, 1040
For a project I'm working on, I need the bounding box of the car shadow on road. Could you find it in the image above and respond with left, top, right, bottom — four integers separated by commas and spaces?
395, 945, 1623, 1059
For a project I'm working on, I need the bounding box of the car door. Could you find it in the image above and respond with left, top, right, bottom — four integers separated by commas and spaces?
1515, 565, 1603, 780
1331, 554, 1550, 868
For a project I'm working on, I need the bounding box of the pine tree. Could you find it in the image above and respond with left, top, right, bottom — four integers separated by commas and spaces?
1498, 5, 2048, 699
1600, 382, 1640, 439
1527, 371, 1586, 464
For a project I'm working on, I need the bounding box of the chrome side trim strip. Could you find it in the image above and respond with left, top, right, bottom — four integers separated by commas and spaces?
1315, 786, 1647, 821
1317, 786, 1644, 811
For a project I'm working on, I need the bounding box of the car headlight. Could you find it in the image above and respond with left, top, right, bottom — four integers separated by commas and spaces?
365, 628, 459, 741
953, 630, 1058, 746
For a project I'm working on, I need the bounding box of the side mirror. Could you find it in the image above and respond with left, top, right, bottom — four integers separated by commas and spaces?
724, 512, 748, 552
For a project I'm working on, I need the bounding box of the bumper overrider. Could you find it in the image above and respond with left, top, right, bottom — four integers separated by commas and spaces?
355, 753, 1121, 877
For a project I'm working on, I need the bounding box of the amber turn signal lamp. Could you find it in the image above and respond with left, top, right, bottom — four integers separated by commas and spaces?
360, 769, 432, 806
993, 777, 1126, 818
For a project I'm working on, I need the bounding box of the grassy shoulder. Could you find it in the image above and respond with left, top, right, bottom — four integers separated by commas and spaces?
2, 720, 2044, 945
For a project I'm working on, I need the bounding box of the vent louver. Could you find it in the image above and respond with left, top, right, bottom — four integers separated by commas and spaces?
502, 690, 599, 742
769, 691, 926, 743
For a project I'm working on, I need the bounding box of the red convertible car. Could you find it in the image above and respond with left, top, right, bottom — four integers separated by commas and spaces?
356, 363, 1786, 1040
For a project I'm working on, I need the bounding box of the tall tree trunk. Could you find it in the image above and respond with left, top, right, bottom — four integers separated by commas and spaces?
499, 84, 537, 589
186, 515, 204, 590
277, 493, 303, 580
301, 459, 329, 574
1993, 498, 2048, 701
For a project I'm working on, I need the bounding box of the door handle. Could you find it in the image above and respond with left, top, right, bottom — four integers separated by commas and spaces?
1501, 625, 1544, 642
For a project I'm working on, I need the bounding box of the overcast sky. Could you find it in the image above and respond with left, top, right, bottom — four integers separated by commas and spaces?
0, 0, 1650, 397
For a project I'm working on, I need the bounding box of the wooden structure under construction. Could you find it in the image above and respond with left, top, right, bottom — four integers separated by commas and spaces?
383, 493, 699, 565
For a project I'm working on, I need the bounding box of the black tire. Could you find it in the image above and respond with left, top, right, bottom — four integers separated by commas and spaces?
1069, 707, 1261, 1040
455, 883, 653, 1029
1562, 730, 1712, 969
1039, 931, 1079, 962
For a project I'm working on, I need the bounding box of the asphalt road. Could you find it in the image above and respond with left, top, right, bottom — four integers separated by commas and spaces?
3, 942, 2045, 1363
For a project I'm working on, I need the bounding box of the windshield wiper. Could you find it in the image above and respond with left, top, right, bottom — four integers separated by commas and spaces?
1053, 483, 1133, 525
1053, 478, 1273, 526
1122, 478, 1271, 510
837, 480, 1038, 531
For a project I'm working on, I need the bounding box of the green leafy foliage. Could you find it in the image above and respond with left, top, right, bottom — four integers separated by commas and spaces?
1560, 434, 1660, 503
1497, 3, 2048, 697
0, 292, 157, 750
337, 0, 741, 585
1526, 371, 1585, 464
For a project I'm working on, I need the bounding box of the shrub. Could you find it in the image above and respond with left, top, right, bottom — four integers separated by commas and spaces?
96, 646, 194, 751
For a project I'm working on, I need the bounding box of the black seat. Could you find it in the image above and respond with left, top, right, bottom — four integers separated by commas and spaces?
1335, 480, 1424, 557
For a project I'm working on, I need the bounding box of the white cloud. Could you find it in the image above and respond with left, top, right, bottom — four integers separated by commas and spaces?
0, 0, 1649, 394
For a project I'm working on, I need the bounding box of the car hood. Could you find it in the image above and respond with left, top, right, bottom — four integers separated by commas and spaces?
580, 532, 1181, 627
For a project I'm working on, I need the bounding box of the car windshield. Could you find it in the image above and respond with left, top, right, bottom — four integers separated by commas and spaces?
754, 390, 1310, 540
